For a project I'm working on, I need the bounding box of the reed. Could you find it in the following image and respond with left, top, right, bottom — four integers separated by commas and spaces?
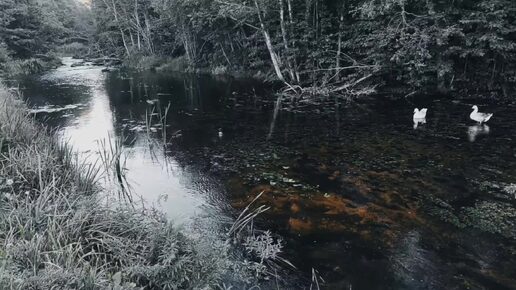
145, 100, 171, 146
0, 84, 301, 289
0, 85, 232, 289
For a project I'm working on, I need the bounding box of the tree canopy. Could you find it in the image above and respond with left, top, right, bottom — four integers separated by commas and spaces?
89, 0, 516, 95
0, 0, 92, 59
2, 0, 515, 95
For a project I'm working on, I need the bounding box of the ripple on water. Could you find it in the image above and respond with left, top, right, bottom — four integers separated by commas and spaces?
17, 59, 516, 289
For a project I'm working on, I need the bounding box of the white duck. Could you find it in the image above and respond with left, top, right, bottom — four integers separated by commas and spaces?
413, 108, 428, 119
470, 105, 493, 124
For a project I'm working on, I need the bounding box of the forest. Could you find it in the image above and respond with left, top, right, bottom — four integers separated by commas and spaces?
0, 0, 92, 75
2, 0, 515, 97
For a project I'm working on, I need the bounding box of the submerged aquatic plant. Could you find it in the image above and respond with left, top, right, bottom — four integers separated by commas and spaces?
461, 201, 516, 238
504, 184, 516, 199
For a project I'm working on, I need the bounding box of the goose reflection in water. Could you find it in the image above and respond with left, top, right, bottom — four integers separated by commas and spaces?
467, 124, 490, 142
413, 118, 426, 129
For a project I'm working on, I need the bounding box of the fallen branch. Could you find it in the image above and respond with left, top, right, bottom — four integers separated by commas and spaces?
331, 73, 374, 93
299, 65, 377, 74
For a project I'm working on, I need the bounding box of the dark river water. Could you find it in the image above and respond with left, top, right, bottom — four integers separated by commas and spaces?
15, 58, 516, 289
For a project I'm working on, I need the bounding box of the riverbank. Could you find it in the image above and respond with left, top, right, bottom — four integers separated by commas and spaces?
118, 54, 273, 82
0, 54, 63, 78
114, 53, 516, 102
0, 85, 237, 289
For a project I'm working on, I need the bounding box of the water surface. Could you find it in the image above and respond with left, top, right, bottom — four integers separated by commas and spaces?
18, 58, 516, 289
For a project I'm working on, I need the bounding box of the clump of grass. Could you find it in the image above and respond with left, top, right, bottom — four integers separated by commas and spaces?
96, 135, 133, 201
155, 56, 188, 72
122, 54, 163, 71
0, 52, 62, 77
229, 192, 295, 280
0, 85, 235, 289
211, 65, 228, 75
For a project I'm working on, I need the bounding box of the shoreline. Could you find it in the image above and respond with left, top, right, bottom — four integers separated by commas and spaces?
0, 85, 238, 289
114, 55, 516, 101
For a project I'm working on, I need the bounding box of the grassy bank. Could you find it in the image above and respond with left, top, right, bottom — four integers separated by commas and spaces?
0, 86, 236, 289
0, 53, 63, 78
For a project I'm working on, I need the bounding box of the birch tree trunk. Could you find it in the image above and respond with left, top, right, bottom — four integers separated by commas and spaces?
279, 0, 295, 82
286, 0, 300, 83
254, 0, 285, 82
104, 0, 131, 56
144, 11, 154, 53
335, 13, 343, 81
134, 0, 141, 51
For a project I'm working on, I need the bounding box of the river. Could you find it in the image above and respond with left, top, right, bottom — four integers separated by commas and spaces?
14, 57, 516, 289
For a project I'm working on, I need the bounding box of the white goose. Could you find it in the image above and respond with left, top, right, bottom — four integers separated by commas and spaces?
413, 108, 427, 129
413, 108, 428, 119
470, 105, 493, 124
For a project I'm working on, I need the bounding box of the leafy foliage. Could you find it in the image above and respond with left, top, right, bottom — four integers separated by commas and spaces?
90, 0, 516, 95
0, 0, 92, 65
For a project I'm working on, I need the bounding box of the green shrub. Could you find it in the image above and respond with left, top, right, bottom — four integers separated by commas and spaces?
211, 65, 228, 75
57, 42, 90, 57
155, 56, 188, 72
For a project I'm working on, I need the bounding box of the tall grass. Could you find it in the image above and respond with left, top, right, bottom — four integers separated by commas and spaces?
0, 55, 62, 77
0, 85, 234, 289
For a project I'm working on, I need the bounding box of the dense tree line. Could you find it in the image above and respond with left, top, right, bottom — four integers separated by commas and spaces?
0, 0, 92, 74
91, 0, 516, 95
1, 0, 514, 95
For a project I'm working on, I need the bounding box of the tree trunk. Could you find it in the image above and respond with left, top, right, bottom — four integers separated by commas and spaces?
254, 0, 285, 82
287, 0, 293, 23
129, 31, 135, 47
143, 11, 154, 53
182, 26, 197, 67
305, 0, 312, 25
134, 0, 141, 51
335, 13, 343, 81
104, 0, 131, 56
278, 0, 295, 82
286, 0, 300, 83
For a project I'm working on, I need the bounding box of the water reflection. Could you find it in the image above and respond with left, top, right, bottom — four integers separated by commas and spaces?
413, 117, 426, 129
467, 124, 490, 142
267, 96, 282, 140
391, 231, 441, 289
18, 58, 516, 290
23, 58, 233, 223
